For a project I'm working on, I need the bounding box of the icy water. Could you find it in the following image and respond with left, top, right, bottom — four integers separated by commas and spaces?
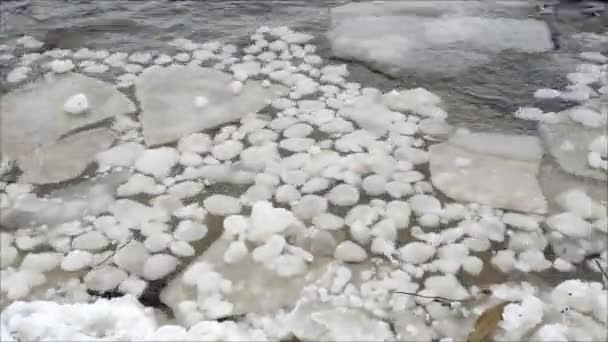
2, 0, 606, 133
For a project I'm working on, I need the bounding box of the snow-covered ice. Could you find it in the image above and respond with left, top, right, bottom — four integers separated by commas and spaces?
135, 65, 285, 146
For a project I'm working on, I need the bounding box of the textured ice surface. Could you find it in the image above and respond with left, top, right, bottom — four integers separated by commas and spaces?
327, 1, 552, 76
539, 115, 608, 181
0, 295, 156, 341
136, 65, 285, 146
429, 133, 547, 213
1, 72, 135, 160
0, 171, 128, 229
18, 128, 115, 184
161, 239, 330, 324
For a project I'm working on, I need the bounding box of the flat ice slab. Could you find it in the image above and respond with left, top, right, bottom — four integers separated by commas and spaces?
18, 128, 115, 184
429, 133, 547, 214
1, 72, 135, 160
539, 114, 608, 182
136, 65, 285, 146
327, 1, 552, 75
161, 239, 330, 324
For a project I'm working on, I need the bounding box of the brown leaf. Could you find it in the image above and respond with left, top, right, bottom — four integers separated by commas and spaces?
467, 301, 510, 342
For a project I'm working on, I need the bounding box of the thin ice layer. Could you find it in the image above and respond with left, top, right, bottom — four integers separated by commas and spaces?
1, 72, 135, 160
0, 171, 129, 229
539, 115, 608, 181
18, 128, 115, 184
429, 133, 547, 214
327, 1, 552, 75
161, 239, 330, 324
136, 65, 285, 146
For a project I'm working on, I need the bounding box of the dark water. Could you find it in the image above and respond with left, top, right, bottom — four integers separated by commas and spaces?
1, 0, 607, 133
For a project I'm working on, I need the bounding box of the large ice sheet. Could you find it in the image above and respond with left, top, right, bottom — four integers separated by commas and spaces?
18, 128, 115, 184
136, 65, 285, 146
0, 171, 129, 229
539, 115, 608, 182
429, 133, 547, 214
327, 1, 552, 75
1, 72, 135, 160
161, 239, 330, 324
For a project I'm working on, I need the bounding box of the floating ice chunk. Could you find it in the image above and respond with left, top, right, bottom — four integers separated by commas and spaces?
384, 88, 447, 119
515, 250, 551, 272
409, 194, 441, 216
1, 72, 136, 160
18, 128, 115, 184
492, 250, 516, 273
328, 2, 552, 75
224, 241, 249, 264
280, 137, 315, 152
118, 174, 166, 196
16, 35, 43, 49
423, 274, 468, 300
514, 107, 560, 123
252, 235, 286, 263
134, 147, 179, 179
72, 231, 109, 251
462, 256, 483, 275
502, 213, 539, 231
0, 295, 157, 341
399, 242, 435, 264
60, 250, 93, 272
545, 212, 592, 238
556, 189, 604, 220
129, 52, 153, 64
501, 296, 544, 339
326, 184, 359, 206
168, 181, 203, 199
154, 54, 173, 65
313, 213, 345, 231
144, 233, 173, 253
275, 184, 301, 203
310, 308, 394, 341
249, 201, 298, 242
6, 66, 30, 83
175, 220, 207, 242
284, 123, 313, 138
540, 116, 607, 181
178, 133, 212, 154
136, 65, 284, 146
96, 142, 144, 171
143, 254, 179, 280
534, 88, 561, 99
212, 140, 243, 160
50, 59, 75, 73
430, 133, 547, 214
113, 240, 149, 275
292, 195, 328, 220
588, 151, 608, 171
334, 241, 367, 263
204, 195, 242, 216
568, 107, 606, 128
84, 266, 128, 292
110, 199, 170, 229
82, 63, 110, 74
579, 51, 608, 63
20, 252, 61, 273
